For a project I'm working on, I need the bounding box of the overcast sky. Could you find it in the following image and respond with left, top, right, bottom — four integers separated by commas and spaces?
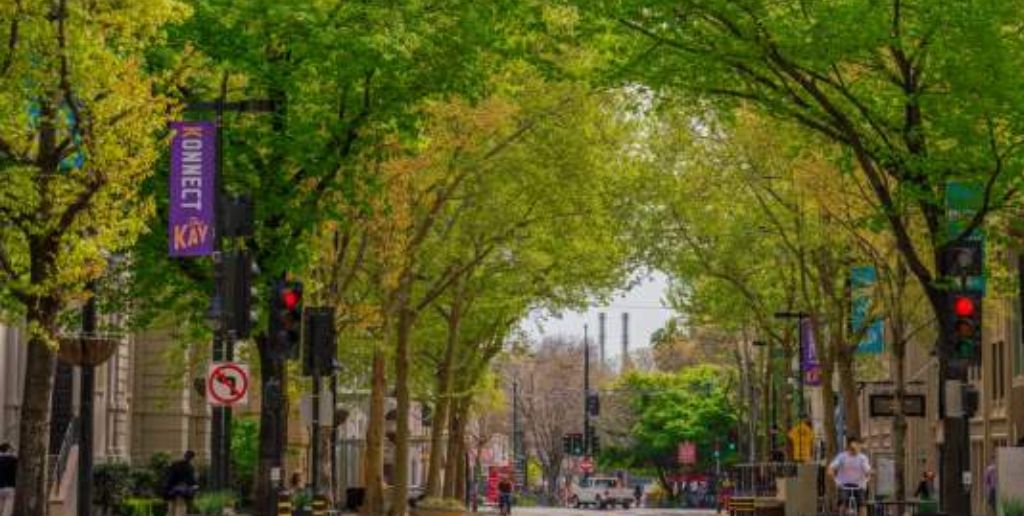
520, 270, 678, 361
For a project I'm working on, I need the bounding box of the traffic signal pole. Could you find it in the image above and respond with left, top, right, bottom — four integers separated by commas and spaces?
583, 325, 590, 459
211, 90, 231, 491
186, 78, 275, 493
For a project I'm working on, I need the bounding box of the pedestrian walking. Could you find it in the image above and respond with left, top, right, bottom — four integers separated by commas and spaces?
985, 458, 998, 514
163, 450, 198, 516
633, 483, 643, 508
0, 443, 16, 516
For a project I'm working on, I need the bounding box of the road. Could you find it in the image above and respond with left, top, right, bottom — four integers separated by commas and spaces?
509, 508, 719, 516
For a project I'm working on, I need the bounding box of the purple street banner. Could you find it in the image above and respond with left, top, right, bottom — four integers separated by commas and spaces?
801, 317, 822, 386
169, 121, 216, 257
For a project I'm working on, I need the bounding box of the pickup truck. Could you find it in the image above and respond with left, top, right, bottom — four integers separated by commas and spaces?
569, 477, 634, 509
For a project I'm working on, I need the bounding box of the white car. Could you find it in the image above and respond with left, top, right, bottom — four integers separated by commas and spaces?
569, 477, 634, 509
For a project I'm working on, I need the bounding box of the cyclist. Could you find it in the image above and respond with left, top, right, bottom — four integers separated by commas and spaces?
497, 474, 513, 515
827, 436, 871, 516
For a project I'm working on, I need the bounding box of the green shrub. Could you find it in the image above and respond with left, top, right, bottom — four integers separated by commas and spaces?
416, 497, 464, 511
291, 489, 313, 510
194, 490, 236, 515
1002, 497, 1024, 516
94, 463, 133, 513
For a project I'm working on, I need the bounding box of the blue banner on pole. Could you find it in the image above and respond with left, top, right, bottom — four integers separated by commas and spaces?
801, 318, 821, 386
852, 266, 884, 354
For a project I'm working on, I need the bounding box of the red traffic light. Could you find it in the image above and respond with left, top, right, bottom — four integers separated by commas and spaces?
953, 296, 975, 317
282, 289, 300, 310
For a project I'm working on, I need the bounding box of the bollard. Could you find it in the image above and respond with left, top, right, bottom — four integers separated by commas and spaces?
311, 496, 330, 516
276, 499, 292, 516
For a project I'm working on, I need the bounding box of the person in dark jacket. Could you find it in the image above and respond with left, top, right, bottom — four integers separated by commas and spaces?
0, 443, 15, 516
164, 451, 198, 516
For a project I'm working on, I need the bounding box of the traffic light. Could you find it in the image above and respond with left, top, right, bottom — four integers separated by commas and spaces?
589, 434, 600, 455
963, 384, 980, 418
727, 428, 738, 452
303, 307, 336, 376
573, 433, 585, 456
948, 292, 982, 364
270, 280, 303, 357
586, 393, 600, 416
223, 250, 258, 338
563, 433, 585, 456
221, 195, 254, 238
941, 239, 984, 278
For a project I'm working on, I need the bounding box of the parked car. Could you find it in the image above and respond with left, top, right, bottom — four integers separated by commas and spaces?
569, 477, 634, 509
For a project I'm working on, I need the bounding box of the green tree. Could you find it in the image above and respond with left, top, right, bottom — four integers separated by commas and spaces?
586, 6, 1024, 507
0, 1, 188, 513
610, 366, 738, 498
132, 2, 553, 512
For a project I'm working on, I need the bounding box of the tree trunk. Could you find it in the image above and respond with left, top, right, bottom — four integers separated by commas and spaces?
362, 348, 386, 515
819, 354, 838, 461
444, 396, 469, 498
836, 346, 860, 438
254, 336, 290, 514
893, 335, 908, 503
762, 344, 773, 460
427, 295, 462, 497
454, 433, 467, 502
317, 422, 334, 502
13, 300, 60, 516
781, 343, 794, 441
389, 308, 414, 516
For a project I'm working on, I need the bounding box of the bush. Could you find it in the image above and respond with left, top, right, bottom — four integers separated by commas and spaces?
1003, 497, 1024, 516
416, 497, 464, 511
194, 490, 236, 515
291, 489, 313, 510
94, 463, 133, 513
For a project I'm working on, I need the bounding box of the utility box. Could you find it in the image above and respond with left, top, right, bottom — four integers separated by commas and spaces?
780, 464, 817, 516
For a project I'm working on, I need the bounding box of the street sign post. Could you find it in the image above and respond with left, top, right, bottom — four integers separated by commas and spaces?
580, 456, 594, 474
677, 441, 697, 465
207, 362, 250, 406
868, 394, 927, 418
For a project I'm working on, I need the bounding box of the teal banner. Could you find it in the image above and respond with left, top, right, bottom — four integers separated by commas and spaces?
852, 266, 884, 354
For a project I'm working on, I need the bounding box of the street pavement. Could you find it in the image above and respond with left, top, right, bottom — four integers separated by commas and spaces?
508, 507, 718, 516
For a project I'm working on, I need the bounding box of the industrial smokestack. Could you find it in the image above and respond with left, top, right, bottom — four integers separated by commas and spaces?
622, 312, 630, 372
598, 313, 607, 366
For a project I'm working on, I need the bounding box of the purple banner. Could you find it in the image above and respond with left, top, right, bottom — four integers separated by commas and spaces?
169, 121, 216, 257
801, 317, 822, 386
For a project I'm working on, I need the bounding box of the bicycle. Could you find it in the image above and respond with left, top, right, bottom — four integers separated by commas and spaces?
837, 483, 863, 516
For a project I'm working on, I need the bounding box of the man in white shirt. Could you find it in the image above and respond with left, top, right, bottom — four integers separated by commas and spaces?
827, 436, 872, 516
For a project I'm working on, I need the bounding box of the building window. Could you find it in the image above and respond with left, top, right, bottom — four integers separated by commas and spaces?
992, 341, 1005, 401
998, 340, 1006, 400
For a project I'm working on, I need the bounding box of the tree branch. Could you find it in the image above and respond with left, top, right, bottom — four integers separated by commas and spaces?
1, 0, 20, 75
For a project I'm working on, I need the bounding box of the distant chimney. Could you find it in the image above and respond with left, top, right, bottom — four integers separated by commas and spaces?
622, 312, 631, 372
599, 313, 607, 366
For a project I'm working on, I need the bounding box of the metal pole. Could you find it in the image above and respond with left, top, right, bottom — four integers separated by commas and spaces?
77, 281, 97, 516
330, 372, 338, 502
512, 377, 519, 487
583, 325, 590, 457
312, 367, 321, 496
211, 76, 233, 492
746, 346, 757, 463
797, 316, 806, 420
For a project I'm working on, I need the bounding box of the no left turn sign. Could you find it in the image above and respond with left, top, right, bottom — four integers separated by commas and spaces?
207, 362, 250, 407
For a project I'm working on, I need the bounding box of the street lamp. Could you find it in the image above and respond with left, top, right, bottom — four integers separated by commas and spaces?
773, 312, 808, 421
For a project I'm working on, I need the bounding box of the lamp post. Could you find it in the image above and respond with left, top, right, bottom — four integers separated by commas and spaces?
773, 312, 808, 421
751, 340, 768, 462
